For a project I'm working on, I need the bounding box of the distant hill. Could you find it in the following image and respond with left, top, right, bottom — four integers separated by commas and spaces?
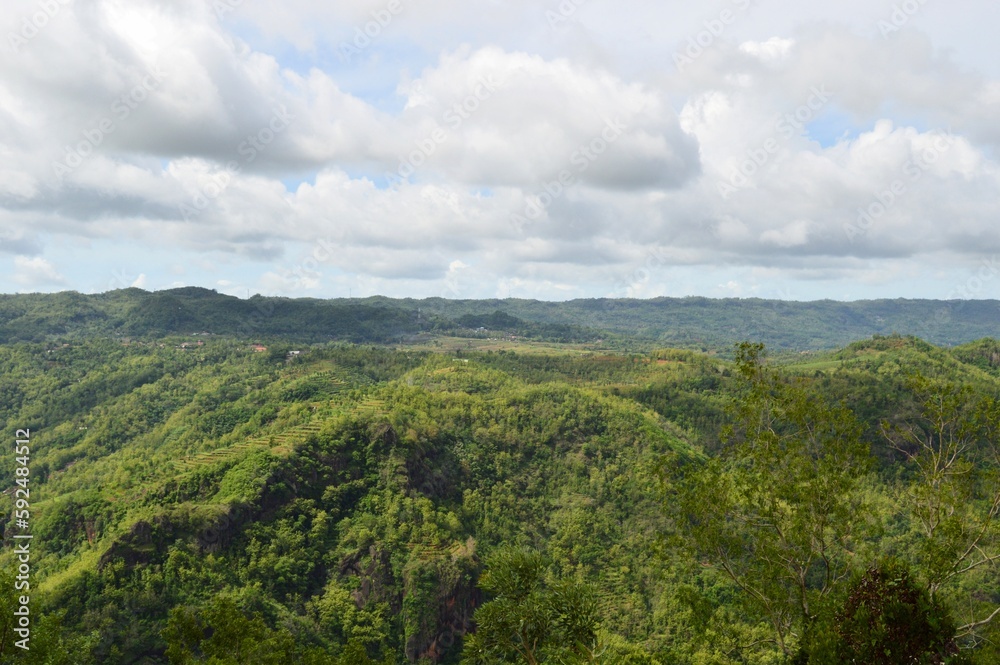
0, 288, 997, 350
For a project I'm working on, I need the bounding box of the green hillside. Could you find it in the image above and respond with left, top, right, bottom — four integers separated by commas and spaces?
1, 332, 1000, 663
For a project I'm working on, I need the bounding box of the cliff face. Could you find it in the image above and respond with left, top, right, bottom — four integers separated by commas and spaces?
401, 540, 480, 662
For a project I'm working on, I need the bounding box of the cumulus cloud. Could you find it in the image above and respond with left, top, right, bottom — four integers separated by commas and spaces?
12, 256, 67, 289
391, 46, 701, 189
0, 0, 999, 299
739, 38, 796, 63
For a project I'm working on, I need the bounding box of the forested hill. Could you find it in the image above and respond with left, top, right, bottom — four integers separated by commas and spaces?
1, 287, 999, 350
4, 336, 1000, 663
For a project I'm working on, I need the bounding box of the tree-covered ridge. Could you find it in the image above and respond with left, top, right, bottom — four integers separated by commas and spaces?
0, 289, 601, 347
1, 340, 694, 662
1, 334, 999, 663
3, 288, 1000, 350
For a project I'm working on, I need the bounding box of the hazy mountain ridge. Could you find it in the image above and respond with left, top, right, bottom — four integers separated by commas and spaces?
1, 288, 998, 350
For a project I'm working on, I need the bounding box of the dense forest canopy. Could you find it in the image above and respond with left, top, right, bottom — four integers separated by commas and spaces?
1, 295, 1000, 662
1, 288, 1000, 350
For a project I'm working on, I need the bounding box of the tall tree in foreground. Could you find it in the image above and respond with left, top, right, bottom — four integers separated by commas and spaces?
882, 375, 1000, 652
668, 342, 873, 658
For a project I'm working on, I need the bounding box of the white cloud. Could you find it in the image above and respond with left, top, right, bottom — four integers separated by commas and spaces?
0, 0, 999, 300
739, 38, 796, 63
760, 220, 811, 248
12, 256, 67, 289
391, 46, 701, 189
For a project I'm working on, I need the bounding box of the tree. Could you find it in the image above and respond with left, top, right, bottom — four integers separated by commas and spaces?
882, 375, 1000, 648
0, 569, 17, 661
834, 560, 960, 664
163, 595, 299, 665
0, 569, 98, 665
797, 559, 967, 665
668, 342, 873, 657
460, 548, 602, 664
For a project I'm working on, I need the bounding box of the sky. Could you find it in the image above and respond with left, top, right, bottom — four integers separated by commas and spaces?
1, 0, 999, 302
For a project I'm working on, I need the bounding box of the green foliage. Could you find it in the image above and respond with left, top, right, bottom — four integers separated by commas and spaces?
880, 374, 1000, 648
0, 568, 98, 664
5, 334, 1000, 664
797, 559, 966, 665
669, 342, 873, 657
5, 289, 1000, 350
163, 593, 352, 664
462, 548, 662, 664
461, 548, 602, 664
836, 560, 957, 664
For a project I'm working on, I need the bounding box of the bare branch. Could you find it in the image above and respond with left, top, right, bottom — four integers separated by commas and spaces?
957, 605, 1000, 637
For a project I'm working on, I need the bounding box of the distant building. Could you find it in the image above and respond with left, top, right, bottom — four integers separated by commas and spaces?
251, 344, 268, 352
